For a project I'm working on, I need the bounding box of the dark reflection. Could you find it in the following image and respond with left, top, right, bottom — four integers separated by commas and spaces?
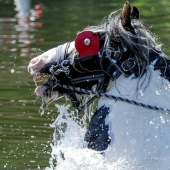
0, 0, 43, 57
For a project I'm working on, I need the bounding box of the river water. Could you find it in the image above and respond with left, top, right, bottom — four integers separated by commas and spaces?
0, 0, 170, 169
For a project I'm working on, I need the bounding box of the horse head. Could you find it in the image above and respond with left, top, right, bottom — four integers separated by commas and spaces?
28, 2, 170, 169
28, 1, 153, 105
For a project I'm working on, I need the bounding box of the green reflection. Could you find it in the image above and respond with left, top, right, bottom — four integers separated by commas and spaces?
1, 0, 170, 169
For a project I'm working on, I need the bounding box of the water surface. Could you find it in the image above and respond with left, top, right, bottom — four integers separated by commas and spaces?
0, 0, 170, 169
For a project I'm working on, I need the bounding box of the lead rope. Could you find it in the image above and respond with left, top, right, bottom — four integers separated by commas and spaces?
52, 81, 170, 114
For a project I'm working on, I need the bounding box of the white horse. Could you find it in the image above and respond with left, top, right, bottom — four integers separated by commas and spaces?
28, 1, 170, 169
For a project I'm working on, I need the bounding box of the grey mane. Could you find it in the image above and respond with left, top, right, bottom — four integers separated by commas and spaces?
79, 10, 163, 91
67, 9, 166, 95
84, 10, 162, 69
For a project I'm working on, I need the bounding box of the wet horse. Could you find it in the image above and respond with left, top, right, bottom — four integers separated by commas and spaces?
28, 1, 170, 169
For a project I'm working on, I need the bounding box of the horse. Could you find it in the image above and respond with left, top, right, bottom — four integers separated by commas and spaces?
28, 1, 170, 169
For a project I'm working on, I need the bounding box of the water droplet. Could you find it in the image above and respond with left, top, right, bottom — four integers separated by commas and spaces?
150, 121, 154, 125
131, 139, 136, 144
160, 115, 165, 124
139, 90, 144, 96
156, 90, 161, 95
10, 69, 15, 73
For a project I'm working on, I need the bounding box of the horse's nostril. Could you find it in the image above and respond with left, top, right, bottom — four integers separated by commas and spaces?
28, 56, 46, 73
28, 57, 39, 73
31, 57, 40, 65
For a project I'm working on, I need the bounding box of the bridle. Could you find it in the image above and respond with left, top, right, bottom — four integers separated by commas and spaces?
41, 30, 170, 114
42, 31, 136, 105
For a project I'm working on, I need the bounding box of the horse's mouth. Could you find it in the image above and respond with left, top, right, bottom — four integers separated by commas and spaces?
28, 57, 58, 101
35, 85, 59, 102
32, 72, 47, 82
30, 72, 51, 100
30, 71, 56, 101
34, 77, 60, 102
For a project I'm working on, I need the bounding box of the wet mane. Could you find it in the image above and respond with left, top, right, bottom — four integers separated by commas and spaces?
82, 10, 162, 76
65, 9, 168, 94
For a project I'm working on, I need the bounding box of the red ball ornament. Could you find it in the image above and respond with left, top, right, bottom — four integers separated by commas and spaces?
75, 31, 100, 58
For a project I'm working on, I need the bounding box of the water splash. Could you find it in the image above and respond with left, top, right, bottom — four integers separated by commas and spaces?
45, 104, 142, 170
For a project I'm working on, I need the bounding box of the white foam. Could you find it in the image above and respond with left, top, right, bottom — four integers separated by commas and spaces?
45, 104, 141, 170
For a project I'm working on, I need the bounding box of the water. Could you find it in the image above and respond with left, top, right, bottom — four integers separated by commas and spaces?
45, 105, 143, 170
0, 0, 170, 169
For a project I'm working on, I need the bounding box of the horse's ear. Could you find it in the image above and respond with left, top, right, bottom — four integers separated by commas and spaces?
131, 6, 139, 19
121, 1, 132, 29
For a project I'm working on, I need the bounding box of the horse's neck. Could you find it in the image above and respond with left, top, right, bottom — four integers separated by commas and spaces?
97, 54, 170, 168
104, 52, 170, 109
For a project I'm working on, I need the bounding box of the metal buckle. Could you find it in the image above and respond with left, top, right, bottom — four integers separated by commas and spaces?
121, 58, 136, 72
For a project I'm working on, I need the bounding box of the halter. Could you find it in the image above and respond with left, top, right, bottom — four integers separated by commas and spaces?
48, 31, 136, 83
42, 31, 147, 112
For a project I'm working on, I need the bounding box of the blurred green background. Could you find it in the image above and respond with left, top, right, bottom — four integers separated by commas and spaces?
0, 0, 170, 169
